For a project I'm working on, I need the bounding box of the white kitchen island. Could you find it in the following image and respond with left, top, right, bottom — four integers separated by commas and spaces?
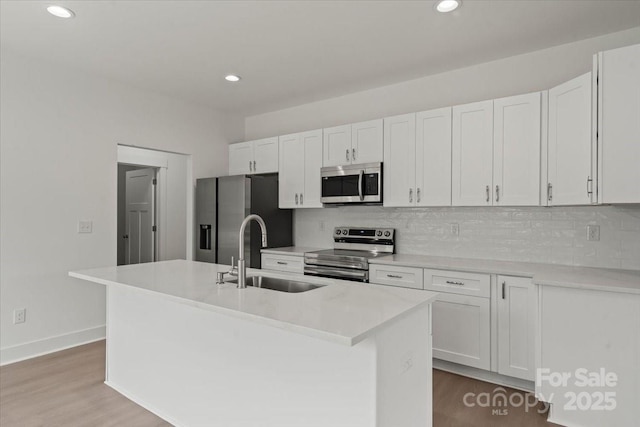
70, 260, 437, 427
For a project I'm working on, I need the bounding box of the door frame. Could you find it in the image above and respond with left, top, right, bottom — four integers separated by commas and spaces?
117, 145, 193, 261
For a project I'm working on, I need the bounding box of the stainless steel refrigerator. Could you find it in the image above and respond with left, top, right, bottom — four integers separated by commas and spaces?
195, 174, 292, 268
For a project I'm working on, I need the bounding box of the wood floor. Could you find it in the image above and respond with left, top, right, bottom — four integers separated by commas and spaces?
1, 341, 557, 426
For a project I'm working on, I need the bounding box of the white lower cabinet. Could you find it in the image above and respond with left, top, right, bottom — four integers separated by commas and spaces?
496, 275, 537, 381
425, 269, 492, 370
261, 253, 304, 274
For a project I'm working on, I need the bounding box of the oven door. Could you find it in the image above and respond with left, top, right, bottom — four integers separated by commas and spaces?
320, 162, 382, 204
304, 265, 369, 282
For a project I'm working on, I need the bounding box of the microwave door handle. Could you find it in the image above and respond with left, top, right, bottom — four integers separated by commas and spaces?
358, 169, 364, 201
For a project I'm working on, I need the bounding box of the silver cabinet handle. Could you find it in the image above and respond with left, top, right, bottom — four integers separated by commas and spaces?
445, 280, 465, 286
352, 148, 356, 161
249, 160, 253, 172
346, 149, 350, 161
253, 160, 257, 172
495, 185, 500, 203
300, 193, 303, 205
276, 261, 288, 265
295, 193, 299, 205
486, 185, 490, 203
387, 274, 403, 279
417, 188, 421, 203
409, 188, 413, 203
587, 176, 593, 196
502, 281, 506, 299
547, 183, 553, 202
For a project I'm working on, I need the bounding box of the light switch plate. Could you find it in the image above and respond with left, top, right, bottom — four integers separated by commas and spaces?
587, 225, 600, 241
78, 220, 93, 233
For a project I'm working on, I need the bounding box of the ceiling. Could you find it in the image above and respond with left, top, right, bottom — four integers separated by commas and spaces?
1, 1, 639, 116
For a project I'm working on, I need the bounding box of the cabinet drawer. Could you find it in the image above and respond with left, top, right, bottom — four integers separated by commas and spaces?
369, 264, 423, 289
261, 254, 303, 274
424, 269, 490, 298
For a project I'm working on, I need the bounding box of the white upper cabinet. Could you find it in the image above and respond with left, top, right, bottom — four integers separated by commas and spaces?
323, 119, 383, 167
228, 137, 278, 175
383, 113, 417, 207
351, 119, 383, 165
322, 124, 351, 167
547, 72, 593, 206
493, 92, 541, 206
597, 43, 640, 204
416, 107, 452, 206
278, 130, 323, 209
452, 100, 494, 206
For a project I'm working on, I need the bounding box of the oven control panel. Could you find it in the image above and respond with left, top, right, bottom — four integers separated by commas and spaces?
333, 227, 395, 241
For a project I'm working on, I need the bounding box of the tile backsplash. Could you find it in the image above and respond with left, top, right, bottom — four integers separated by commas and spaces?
294, 205, 640, 271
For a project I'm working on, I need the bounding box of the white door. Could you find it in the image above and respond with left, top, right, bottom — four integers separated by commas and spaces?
598, 44, 640, 203
301, 129, 323, 208
497, 276, 537, 381
493, 92, 541, 206
322, 124, 351, 167
228, 141, 254, 175
383, 113, 416, 207
416, 107, 452, 206
253, 137, 279, 174
351, 119, 383, 165
278, 133, 304, 208
125, 168, 156, 264
547, 73, 592, 205
432, 293, 491, 370
452, 100, 494, 206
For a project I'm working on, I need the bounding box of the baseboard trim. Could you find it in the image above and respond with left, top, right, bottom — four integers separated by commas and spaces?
0, 325, 106, 366
105, 381, 183, 427
433, 358, 535, 393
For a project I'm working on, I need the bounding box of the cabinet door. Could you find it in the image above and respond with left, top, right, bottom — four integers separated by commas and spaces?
228, 141, 254, 175
322, 125, 352, 167
547, 73, 593, 205
351, 119, 383, 165
253, 137, 279, 174
278, 133, 304, 208
301, 129, 323, 208
416, 107, 452, 206
432, 293, 491, 370
452, 100, 494, 206
497, 276, 536, 381
383, 113, 416, 207
598, 44, 640, 203
493, 93, 541, 206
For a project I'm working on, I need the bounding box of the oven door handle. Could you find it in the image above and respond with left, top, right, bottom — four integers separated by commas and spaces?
304, 257, 367, 270
358, 169, 364, 201
304, 266, 368, 280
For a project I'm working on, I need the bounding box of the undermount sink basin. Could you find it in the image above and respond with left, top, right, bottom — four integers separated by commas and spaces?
227, 276, 325, 293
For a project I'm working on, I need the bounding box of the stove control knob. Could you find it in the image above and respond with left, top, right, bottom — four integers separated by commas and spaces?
384, 231, 391, 237
376, 230, 382, 237
342, 229, 348, 235
336, 229, 342, 235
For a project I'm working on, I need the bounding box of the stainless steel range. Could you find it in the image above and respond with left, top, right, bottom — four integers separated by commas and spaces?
304, 227, 395, 282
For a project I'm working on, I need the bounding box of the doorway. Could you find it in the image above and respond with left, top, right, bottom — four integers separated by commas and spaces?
117, 165, 158, 265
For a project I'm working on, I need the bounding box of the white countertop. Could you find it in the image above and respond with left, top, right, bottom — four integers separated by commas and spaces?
261, 246, 324, 256
69, 260, 436, 346
370, 254, 640, 295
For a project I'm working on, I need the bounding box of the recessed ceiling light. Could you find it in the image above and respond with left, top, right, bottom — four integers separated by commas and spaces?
435, 0, 460, 13
47, 5, 75, 18
225, 75, 241, 82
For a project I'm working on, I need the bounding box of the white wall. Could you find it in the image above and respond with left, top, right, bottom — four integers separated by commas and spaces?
245, 27, 640, 138
244, 27, 640, 271
0, 51, 244, 364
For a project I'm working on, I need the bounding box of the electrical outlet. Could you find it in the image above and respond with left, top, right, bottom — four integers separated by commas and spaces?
319, 220, 325, 231
451, 223, 459, 236
13, 308, 26, 324
78, 220, 93, 233
587, 225, 600, 241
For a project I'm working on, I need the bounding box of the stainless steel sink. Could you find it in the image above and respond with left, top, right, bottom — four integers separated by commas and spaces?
226, 276, 325, 293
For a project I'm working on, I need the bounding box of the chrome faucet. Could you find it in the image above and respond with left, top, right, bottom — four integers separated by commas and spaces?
237, 214, 268, 289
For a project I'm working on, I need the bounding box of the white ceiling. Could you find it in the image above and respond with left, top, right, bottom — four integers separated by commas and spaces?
1, 1, 639, 116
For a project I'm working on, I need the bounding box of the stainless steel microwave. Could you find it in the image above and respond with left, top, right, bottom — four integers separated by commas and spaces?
320, 162, 383, 204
